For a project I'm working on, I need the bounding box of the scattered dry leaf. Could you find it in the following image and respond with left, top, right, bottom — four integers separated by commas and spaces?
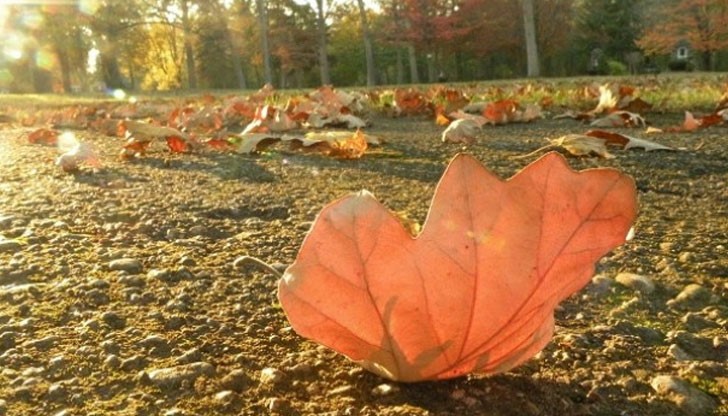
590, 111, 646, 128
550, 134, 614, 158
585, 129, 674, 151
283, 130, 369, 159
441, 119, 480, 145
27, 128, 59, 146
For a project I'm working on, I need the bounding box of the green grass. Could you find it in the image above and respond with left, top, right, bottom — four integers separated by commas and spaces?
1, 72, 726, 112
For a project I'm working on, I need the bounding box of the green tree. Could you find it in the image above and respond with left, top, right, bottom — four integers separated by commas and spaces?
575, 0, 644, 71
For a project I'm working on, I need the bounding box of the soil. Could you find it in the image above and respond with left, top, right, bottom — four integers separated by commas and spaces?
0, 110, 726, 416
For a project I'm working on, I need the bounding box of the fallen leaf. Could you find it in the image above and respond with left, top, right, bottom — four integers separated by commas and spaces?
682, 111, 701, 131
166, 136, 190, 153
441, 119, 480, 145
435, 112, 451, 126
279, 152, 637, 381
203, 137, 234, 151
56, 138, 101, 172
664, 111, 702, 133
590, 111, 646, 128
242, 105, 297, 134
448, 110, 488, 127
483, 99, 518, 124
585, 130, 674, 151
234, 133, 281, 154
121, 138, 151, 159
462, 101, 488, 114
334, 114, 367, 129
698, 113, 723, 128
27, 128, 59, 146
550, 134, 615, 158
619, 97, 652, 114
119, 120, 190, 141
513, 103, 543, 123
645, 126, 663, 134
283, 130, 369, 159
593, 84, 617, 114
394, 89, 429, 115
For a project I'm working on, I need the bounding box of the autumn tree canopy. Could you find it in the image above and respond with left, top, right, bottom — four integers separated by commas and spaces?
638, 0, 728, 70
1, 0, 728, 93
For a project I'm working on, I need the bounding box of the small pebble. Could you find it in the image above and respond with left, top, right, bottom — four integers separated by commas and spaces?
146, 362, 215, 389
0, 240, 21, 253
108, 258, 143, 274
668, 284, 712, 310
267, 397, 288, 412
120, 355, 148, 372
100, 311, 126, 330
615, 272, 655, 294
667, 344, 692, 361
651, 375, 717, 415
259, 367, 284, 385
221, 369, 250, 393
371, 383, 398, 396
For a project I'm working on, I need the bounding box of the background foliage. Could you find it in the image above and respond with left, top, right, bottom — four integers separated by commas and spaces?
1, 0, 728, 93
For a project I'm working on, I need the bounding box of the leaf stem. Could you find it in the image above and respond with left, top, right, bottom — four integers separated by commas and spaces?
236, 255, 283, 278
511, 144, 556, 159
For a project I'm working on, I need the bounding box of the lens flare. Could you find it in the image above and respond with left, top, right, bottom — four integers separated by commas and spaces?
35, 48, 56, 70
79, 0, 101, 14
112, 89, 126, 100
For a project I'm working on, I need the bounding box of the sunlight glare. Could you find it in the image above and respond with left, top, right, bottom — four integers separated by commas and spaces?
87, 47, 99, 74
78, 0, 100, 15
3, 46, 22, 61
112, 89, 126, 100
57, 131, 79, 153
35, 48, 55, 70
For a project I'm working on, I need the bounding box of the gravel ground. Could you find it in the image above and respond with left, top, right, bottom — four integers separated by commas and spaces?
0, 112, 726, 416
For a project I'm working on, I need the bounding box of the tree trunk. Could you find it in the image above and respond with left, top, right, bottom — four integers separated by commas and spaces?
396, 47, 404, 84
181, 1, 197, 89
315, 0, 331, 85
355, 0, 376, 86
56, 48, 72, 93
703, 50, 713, 71
226, 29, 247, 89
407, 44, 419, 84
522, 0, 540, 77
256, 0, 273, 85
100, 45, 124, 89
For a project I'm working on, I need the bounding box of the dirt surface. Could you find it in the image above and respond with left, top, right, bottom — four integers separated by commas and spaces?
0, 113, 726, 416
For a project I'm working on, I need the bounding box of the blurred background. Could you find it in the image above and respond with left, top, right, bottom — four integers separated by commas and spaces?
1, 0, 727, 94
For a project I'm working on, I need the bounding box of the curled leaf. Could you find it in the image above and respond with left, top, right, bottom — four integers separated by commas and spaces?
57, 141, 100, 172
441, 119, 480, 145
283, 130, 369, 159
590, 111, 646, 128
279, 152, 637, 381
585, 130, 675, 151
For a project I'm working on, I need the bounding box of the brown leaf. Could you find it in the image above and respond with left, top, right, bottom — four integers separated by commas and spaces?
27, 128, 59, 146
585, 130, 674, 151
550, 134, 615, 158
283, 130, 369, 159
590, 111, 646, 128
